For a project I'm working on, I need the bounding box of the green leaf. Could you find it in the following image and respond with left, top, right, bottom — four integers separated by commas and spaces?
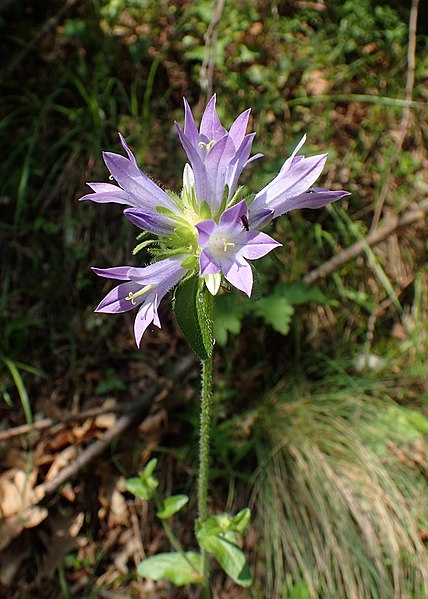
125, 477, 152, 500
4, 358, 32, 424
199, 200, 212, 220
125, 458, 159, 500
196, 510, 251, 543
250, 294, 294, 335
196, 515, 230, 539
199, 534, 252, 587
231, 508, 251, 533
156, 495, 189, 519
174, 276, 213, 360
137, 552, 203, 586
214, 294, 246, 345
280, 281, 327, 305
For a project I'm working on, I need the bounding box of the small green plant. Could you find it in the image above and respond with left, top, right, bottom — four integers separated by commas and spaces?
125, 458, 251, 587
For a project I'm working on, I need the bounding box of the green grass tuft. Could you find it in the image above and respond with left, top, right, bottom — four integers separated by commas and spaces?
253, 372, 428, 599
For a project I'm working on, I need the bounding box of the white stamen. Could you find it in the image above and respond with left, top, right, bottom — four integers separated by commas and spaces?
223, 241, 235, 252
198, 140, 216, 152
125, 284, 156, 305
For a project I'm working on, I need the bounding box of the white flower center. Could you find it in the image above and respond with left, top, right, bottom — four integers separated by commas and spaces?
209, 232, 235, 258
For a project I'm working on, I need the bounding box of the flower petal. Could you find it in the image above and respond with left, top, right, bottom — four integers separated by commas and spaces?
275, 189, 351, 214
200, 250, 221, 275
196, 219, 216, 246
183, 98, 200, 147
124, 208, 176, 234
222, 257, 253, 297
228, 108, 251, 148
239, 231, 281, 260
134, 298, 159, 348
226, 133, 256, 199
87, 182, 124, 193
102, 151, 178, 213
95, 281, 142, 313
254, 153, 328, 211
279, 134, 307, 175
204, 273, 221, 295
247, 207, 274, 229
204, 135, 237, 212
127, 256, 188, 288
200, 94, 227, 141
118, 132, 138, 166
175, 124, 210, 206
218, 199, 247, 228
79, 183, 131, 205
92, 266, 132, 280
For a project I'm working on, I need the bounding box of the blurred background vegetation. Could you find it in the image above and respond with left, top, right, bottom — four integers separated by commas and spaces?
1, 1, 427, 597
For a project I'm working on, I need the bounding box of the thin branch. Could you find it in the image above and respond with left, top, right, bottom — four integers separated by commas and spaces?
0, 405, 127, 442
370, 0, 420, 231
33, 355, 196, 502
304, 201, 428, 285
200, 0, 226, 97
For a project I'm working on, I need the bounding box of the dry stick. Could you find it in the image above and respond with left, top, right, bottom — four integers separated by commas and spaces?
0, 405, 128, 442
304, 201, 428, 285
370, 0, 420, 232
34, 355, 196, 501
200, 0, 226, 97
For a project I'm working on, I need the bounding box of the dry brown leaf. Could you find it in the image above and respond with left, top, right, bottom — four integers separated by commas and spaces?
95, 413, 117, 430
98, 477, 129, 527
0, 467, 48, 550
108, 487, 129, 527
44, 445, 78, 481
72, 418, 94, 440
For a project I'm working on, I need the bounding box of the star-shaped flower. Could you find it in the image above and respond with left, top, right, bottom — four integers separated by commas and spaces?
196, 200, 281, 296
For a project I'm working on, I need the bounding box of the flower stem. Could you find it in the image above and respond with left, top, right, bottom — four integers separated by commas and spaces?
198, 337, 214, 595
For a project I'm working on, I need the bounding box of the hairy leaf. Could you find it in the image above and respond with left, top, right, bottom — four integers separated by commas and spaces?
174, 276, 213, 360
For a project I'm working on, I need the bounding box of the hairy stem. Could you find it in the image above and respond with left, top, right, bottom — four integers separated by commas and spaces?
198, 306, 214, 597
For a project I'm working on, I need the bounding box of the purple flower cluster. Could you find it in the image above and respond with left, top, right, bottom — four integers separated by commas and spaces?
80, 96, 349, 346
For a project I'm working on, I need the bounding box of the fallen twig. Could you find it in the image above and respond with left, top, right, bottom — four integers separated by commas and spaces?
33, 355, 196, 501
304, 201, 428, 285
0, 405, 126, 442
